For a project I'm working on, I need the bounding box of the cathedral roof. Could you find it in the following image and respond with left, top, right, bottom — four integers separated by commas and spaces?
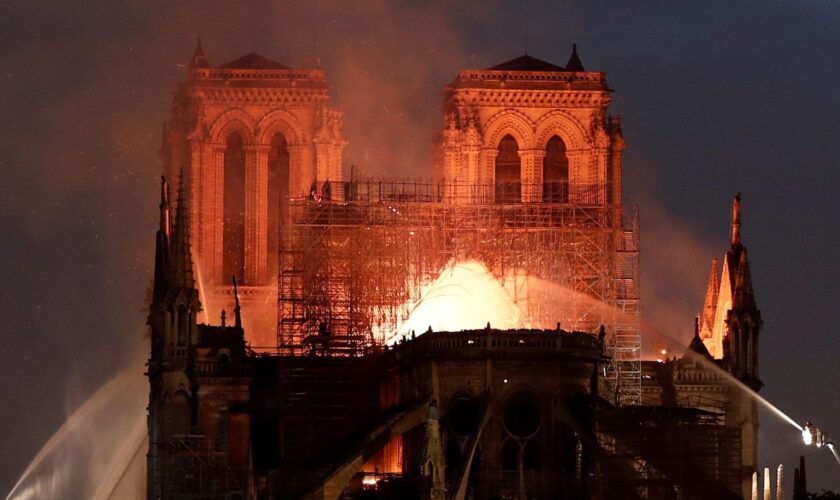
486, 54, 567, 72
217, 52, 289, 70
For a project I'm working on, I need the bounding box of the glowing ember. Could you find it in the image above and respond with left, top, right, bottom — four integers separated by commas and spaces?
361, 474, 380, 490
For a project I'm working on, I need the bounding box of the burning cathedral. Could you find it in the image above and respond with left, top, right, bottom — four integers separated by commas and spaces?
146, 42, 762, 499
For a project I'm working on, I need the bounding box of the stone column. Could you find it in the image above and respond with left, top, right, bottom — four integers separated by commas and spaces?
258, 145, 272, 284
329, 140, 346, 201
463, 145, 480, 203
314, 141, 330, 188
189, 141, 204, 267
287, 144, 306, 200
442, 144, 460, 203
244, 145, 269, 284
566, 150, 587, 204
609, 136, 625, 208
208, 146, 226, 283
594, 146, 609, 206
480, 148, 498, 203
519, 149, 545, 203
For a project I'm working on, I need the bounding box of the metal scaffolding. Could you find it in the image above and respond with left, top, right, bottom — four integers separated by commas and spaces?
596, 407, 743, 498
277, 179, 641, 405
160, 434, 247, 499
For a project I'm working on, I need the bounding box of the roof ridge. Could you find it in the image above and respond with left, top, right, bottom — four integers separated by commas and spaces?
217, 52, 290, 70
486, 54, 567, 72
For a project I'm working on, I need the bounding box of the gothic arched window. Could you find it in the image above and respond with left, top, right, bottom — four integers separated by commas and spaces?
495, 135, 521, 203
267, 133, 290, 282
543, 136, 569, 203
223, 132, 246, 284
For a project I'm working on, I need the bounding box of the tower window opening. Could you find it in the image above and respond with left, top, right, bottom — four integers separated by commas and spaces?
223, 132, 246, 284
267, 133, 290, 284
177, 305, 188, 346
495, 135, 521, 203
543, 136, 569, 203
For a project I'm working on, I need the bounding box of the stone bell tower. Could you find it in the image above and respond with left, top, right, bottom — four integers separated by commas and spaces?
440, 45, 624, 206
160, 40, 346, 347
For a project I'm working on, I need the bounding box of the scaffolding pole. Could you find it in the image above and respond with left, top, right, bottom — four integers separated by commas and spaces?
277, 180, 641, 405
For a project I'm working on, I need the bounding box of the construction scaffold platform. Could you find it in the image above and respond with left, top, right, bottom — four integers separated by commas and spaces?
277, 179, 641, 405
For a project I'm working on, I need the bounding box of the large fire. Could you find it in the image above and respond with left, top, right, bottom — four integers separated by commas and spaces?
393, 260, 524, 343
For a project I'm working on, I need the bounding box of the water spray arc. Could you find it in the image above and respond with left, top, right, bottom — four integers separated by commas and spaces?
5, 362, 148, 500
193, 257, 210, 324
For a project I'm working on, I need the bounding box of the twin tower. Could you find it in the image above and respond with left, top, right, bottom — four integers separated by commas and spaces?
160, 41, 626, 345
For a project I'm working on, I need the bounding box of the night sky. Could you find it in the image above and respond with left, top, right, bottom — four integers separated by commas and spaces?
2, 1, 839, 494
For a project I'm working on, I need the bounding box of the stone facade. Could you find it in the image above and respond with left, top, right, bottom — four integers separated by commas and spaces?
147, 46, 762, 499
439, 51, 624, 206
160, 42, 346, 346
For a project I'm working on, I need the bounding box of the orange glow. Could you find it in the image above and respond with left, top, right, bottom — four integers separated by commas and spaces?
362, 475, 378, 486
193, 257, 211, 323
393, 260, 523, 343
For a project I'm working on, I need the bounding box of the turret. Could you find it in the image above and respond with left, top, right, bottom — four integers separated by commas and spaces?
189, 38, 209, 69
698, 258, 721, 356
170, 172, 197, 293
730, 192, 742, 248
565, 43, 585, 71
722, 194, 762, 386
421, 400, 446, 500
150, 177, 171, 327
686, 315, 713, 360
147, 174, 202, 500
148, 172, 202, 361
232, 274, 242, 329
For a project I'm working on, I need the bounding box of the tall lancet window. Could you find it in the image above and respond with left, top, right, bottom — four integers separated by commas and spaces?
223, 132, 246, 284
495, 135, 521, 203
267, 133, 290, 282
543, 136, 569, 203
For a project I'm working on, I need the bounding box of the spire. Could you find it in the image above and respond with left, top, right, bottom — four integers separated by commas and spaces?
700, 258, 720, 334
232, 275, 242, 328
190, 38, 209, 69
421, 399, 445, 500
733, 247, 757, 311
730, 192, 742, 248
160, 175, 171, 240
565, 43, 585, 71
152, 176, 172, 303
170, 169, 196, 290
725, 192, 746, 298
